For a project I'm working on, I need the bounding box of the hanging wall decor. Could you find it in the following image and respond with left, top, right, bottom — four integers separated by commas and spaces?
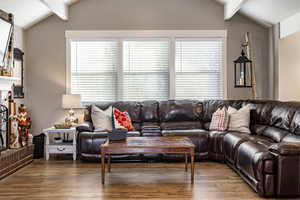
13, 48, 24, 99
234, 49, 252, 88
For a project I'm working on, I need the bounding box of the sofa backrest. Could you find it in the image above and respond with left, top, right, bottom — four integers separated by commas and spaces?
140, 101, 159, 122
245, 101, 300, 143
159, 100, 202, 122
83, 99, 300, 142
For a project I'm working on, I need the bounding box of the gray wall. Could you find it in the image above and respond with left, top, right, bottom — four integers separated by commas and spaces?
25, 0, 270, 134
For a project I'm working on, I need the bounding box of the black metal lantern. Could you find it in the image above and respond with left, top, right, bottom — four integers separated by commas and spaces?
234, 50, 252, 88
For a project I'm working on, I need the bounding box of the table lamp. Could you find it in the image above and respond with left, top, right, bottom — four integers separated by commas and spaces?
62, 94, 81, 124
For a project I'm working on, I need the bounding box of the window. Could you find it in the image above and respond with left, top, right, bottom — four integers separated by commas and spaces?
123, 40, 169, 101
175, 39, 224, 100
70, 41, 118, 102
66, 31, 227, 102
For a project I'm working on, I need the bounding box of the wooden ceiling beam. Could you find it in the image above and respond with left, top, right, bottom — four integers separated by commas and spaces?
224, 0, 248, 20
40, 0, 68, 20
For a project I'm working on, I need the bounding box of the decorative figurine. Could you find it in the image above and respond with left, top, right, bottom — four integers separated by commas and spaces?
16, 104, 32, 147
9, 115, 20, 149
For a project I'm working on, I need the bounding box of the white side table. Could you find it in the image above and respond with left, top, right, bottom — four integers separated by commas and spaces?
43, 127, 77, 160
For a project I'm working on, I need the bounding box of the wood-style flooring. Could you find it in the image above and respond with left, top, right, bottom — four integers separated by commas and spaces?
0, 160, 293, 200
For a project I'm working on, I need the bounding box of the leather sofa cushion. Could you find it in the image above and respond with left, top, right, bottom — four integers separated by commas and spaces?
162, 129, 209, 153
141, 122, 161, 136
161, 121, 202, 130
269, 143, 300, 156
161, 129, 208, 137
127, 131, 141, 136
209, 130, 227, 154
204, 122, 210, 130
159, 100, 202, 122
140, 101, 159, 122
223, 132, 273, 163
251, 124, 290, 143
113, 101, 141, 123
259, 126, 290, 143
78, 132, 107, 154
282, 134, 300, 143
249, 135, 274, 148
244, 101, 276, 125
141, 131, 162, 136
80, 131, 140, 138
250, 124, 268, 135
141, 122, 160, 130
224, 132, 250, 164
76, 122, 94, 132
236, 141, 274, 182
270, 103, 295, 131
289, 109, 300, 135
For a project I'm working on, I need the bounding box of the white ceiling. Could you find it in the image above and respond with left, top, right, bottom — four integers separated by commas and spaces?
1, 0, 300, 30
0, 0, 77, 29
217, 0, 300, 27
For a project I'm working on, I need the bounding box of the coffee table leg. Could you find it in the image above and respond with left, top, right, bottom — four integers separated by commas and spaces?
101, 151, 105, 184
108, 154, 111, 173
191, 151, 195, 184
185, 153, 188, 172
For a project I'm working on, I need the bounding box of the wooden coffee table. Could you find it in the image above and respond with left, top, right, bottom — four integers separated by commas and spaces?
100, 136, 195, 184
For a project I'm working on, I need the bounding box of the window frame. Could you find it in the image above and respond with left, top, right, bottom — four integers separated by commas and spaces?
174, 37, 225, 100
66, 30, 228, 101
121, 38, 171, 101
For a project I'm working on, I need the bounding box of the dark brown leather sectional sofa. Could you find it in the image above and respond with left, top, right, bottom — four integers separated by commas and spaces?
76, 100, 300, 197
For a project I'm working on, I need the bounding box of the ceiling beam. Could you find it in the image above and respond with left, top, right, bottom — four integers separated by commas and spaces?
40, 0, 68, 20
224, 0, 248, 20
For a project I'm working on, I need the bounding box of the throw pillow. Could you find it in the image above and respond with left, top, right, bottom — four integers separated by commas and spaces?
91, 105, 113, 132
228, 105, 251, 134
209, 107, 229, 131
113, 108, 134, 131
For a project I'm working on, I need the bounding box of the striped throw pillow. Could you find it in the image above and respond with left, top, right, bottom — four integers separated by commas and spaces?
209, 107, 229, 131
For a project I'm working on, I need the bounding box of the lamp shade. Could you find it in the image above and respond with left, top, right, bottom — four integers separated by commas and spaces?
62, 94, 82, 109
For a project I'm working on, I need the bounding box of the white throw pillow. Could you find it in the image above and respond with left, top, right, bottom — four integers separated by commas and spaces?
91, 105, 112, 132
228, 105, 251, 134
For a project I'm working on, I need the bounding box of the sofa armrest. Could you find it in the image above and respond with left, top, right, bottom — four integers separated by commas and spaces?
76, 122, 94, 132
269, 142, 300, 156
268, 142, 300, 197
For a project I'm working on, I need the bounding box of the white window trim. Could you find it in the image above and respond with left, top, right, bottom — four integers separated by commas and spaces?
65, 30, 228, 100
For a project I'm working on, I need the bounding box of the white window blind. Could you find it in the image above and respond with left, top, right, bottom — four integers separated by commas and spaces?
123, 40, 169, 101
70, 41, 118, 102
175, 39, 224, 100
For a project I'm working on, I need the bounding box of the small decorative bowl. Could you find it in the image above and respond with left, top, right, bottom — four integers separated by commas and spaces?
54, 123, 72, 129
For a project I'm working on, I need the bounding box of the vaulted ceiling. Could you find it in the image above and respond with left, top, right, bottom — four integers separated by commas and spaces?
217, 0, 300, 38
0, 0, 78, 29
1, 0, 300, 38
217, 0, 300, 26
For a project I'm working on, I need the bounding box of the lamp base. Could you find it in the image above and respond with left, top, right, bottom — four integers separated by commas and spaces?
64, 109, 79, 125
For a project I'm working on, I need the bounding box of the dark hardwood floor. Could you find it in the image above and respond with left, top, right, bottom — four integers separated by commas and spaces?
0, 160, 287, 200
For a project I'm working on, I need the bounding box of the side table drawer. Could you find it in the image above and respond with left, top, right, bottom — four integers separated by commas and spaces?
48, 145, 74, 154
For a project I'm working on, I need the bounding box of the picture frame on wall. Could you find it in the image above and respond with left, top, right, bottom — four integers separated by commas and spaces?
13, 48, 24, 99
